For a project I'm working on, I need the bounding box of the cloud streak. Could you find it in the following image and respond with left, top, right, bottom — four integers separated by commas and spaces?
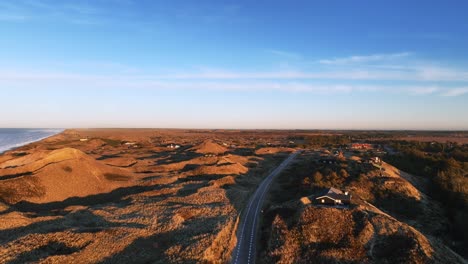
266, 49, 302, 60
319, 52, 411, 65
2, 50, 467, 97
441, 88, 468, 97
1, 69, 466, 96
150, 66, 468, 82
0, 0, 112, 25
0, 13, 28, 21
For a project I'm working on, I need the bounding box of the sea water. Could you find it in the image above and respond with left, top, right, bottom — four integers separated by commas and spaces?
0, 128, 63, 154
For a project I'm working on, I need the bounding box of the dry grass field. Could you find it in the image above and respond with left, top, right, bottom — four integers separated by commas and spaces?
258, 151, 467, 264
1, 129, 466, 263
0, 129, 295, 263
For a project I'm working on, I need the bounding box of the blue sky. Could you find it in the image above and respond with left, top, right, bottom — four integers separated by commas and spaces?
1, 0, 468, 129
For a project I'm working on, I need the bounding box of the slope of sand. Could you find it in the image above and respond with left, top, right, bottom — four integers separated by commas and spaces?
0, 150, 50, 169
265, 205, 465, 264
0, 148, 134, 204
255, 147, 295, 155
156, 153, 254, 176
189, 139, 227, 154
190, 162, 248, 176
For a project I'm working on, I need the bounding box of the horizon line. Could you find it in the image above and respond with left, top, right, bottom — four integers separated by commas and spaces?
1, 127, 468, 132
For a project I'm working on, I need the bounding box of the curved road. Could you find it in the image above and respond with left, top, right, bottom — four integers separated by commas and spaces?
232, 151, 300, 264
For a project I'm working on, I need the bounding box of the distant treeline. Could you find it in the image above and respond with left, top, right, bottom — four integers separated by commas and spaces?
384, 140, 468, 256
288, 135, 351, 148
289, 133, 386, 148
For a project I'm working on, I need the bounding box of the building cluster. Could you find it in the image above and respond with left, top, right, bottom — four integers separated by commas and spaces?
124, 142, 140, 148
350, 143, 373, 150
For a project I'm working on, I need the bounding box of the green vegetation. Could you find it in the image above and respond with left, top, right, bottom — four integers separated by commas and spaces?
101, 138, 122, 147
62, 166, 73, 173
373, 188, 423, 219
293, 135, 351, 148
11, 152, 28, 157
385, 141, 468, 255
104, 173, 131, 181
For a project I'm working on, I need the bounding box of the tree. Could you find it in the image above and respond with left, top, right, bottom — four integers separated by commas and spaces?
328, 171, 339, 185
268, 215, 288, 262
302, 177, 311, 188
339, 168, 349, 178
312, 171, 323, 183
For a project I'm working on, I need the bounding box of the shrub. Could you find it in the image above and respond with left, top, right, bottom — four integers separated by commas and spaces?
312, 171, 323, 183
104, 173, 131, 181
339, 168, 349, 178
12, 152, 28, 157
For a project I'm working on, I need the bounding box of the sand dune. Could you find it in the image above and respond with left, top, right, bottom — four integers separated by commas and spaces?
0, 148, 134, 204
189, 139, 227, 154
255, 147, 295, 155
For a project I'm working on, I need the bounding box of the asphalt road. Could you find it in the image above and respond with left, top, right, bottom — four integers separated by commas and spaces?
231, 151, 300, 264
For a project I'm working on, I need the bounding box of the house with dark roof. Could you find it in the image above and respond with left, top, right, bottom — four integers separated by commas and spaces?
370, 156, 381, 163
315, 187, 351, 205
318, 157, 338, 164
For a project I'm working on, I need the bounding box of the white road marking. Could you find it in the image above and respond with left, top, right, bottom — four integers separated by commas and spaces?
234, 191, 257, 264
233, 151, 299, 264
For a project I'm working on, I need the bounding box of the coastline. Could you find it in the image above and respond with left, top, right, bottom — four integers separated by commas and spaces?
0, 129, 64, 155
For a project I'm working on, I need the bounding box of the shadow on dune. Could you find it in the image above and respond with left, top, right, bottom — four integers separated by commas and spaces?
6, 241, 86, 264
175, 182, 208, 197
0, 209, 145, 245
98, 215, 227, 264
154, 151, 203, 165
0, 172, 34, 181
223, 153, 286, 213
228, 148, 255, 156
178, 173, 229, 182
96, 154, 121, 160
11, 183, 172, 216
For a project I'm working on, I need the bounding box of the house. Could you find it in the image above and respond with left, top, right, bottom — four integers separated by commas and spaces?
79, 138, 88, 142
167, 144, 181, 149
124, 142, 140, 148
315, 187, 351, 205
350, 143, 373, 150
334, 150, 344, 157
369, 156, 381, 163
318, 157, 338, 164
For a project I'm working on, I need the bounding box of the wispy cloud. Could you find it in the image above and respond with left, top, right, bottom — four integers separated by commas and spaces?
319, 52, 411, 65
150, 66, 468, 82
0, 0, 111, 25
441, 88, 468, 97
0, 14, 28, 21
407, 86, 439, 95
1, 68, 466, 96
266, 49, 302, 60
2, 48, 467, 97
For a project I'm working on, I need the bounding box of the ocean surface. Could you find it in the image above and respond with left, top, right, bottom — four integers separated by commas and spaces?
0, 128, 63, 154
